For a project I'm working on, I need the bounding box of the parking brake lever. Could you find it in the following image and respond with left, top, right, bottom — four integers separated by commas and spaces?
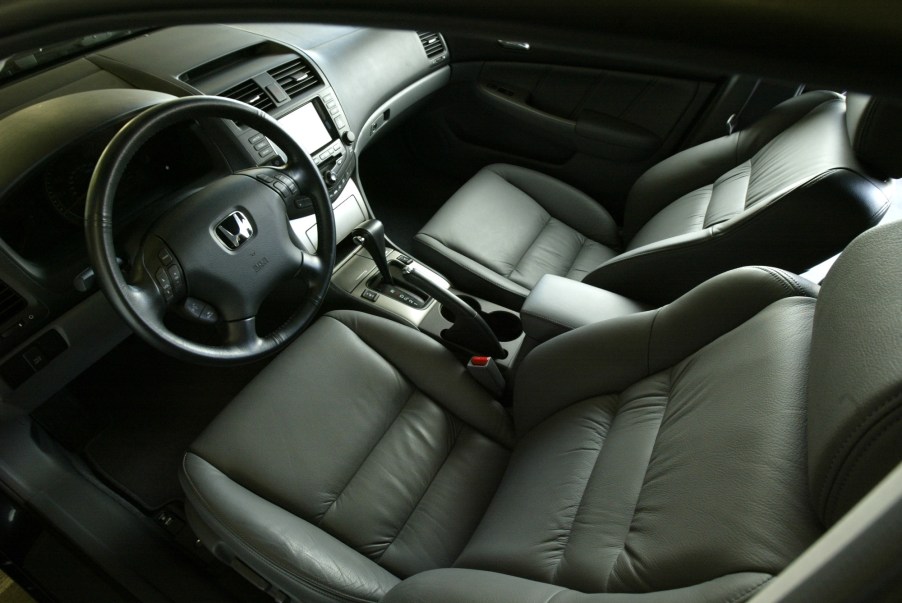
352, 219, 393, 286
402, 265, 505, 359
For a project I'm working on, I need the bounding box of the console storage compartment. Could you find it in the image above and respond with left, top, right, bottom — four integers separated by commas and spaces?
521, 275, 649, 344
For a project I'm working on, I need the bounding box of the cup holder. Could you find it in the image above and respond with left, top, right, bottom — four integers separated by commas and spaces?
483, 311, 523, 342
440, 295, 523, 343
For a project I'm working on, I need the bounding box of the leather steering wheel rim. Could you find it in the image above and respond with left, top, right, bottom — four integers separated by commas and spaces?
85, 96, 336, 364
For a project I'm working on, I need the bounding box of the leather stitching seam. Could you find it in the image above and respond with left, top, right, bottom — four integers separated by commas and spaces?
818, 390, 902, 515
549, 410, 612, 585
823, 390, 902, 520
374, 415, 463, 563
606, 370, 668, 590
181, 455, 383, 603
316, 385, 418, 527
509, 213, 554, 280
723, 575, 773, 603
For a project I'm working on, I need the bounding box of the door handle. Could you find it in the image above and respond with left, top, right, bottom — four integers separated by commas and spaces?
497, 40, 530, 51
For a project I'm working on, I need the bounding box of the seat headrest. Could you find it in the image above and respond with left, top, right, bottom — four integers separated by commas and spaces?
845, 93, 902, 180
807, 219, 902, 525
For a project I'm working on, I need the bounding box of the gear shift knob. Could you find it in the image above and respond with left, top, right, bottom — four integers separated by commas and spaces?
352, 219, 393, 286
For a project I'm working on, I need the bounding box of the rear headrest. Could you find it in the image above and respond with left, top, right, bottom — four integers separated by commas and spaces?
807, 219, 902, 525
845, 93, 902, 180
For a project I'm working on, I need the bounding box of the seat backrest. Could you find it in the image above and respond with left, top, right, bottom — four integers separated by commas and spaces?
582, 92, 897, 304
805, 219, 902, 526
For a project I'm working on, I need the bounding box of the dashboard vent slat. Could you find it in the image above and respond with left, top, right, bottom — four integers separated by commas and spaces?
0, 281, 26, 325
219, 79, 275, 112
418, 32, 446, 59
268, 58, 322, 99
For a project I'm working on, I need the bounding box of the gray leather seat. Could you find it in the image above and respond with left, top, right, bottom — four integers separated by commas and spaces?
414, 92, 899, 309
181, 219, 902, 602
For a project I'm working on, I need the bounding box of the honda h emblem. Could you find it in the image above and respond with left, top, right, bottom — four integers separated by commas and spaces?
216, 211, 254, 250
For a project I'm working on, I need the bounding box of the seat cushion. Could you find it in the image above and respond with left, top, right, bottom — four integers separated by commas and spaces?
181, 311, 514, 602
415, 163, 619, 309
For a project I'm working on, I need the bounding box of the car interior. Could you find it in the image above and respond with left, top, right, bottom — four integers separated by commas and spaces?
0, 3, 901, 602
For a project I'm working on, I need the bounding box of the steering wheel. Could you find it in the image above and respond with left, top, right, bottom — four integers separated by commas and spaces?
85, 96, 336, 364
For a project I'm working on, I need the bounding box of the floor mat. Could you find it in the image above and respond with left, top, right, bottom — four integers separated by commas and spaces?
66, 337, 269, 512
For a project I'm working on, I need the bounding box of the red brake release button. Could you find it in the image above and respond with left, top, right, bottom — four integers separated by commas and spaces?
470, 356, 490, 367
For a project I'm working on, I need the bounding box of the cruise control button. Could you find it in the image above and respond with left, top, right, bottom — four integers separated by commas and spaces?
183, 298, 204, 318
199, 306, 218, 323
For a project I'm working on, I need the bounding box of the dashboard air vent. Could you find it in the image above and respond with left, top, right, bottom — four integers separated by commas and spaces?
0, 281, 26, 325
418, 32, 446, 59
219, 79, 275, 112
268, 58, 321, 99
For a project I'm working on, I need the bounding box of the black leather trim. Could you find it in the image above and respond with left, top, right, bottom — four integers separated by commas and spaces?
846, 94, 902, 179
413, 233, 532, 310
583, 169, 888, 304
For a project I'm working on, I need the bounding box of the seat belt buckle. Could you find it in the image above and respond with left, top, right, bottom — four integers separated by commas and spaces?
467, 356, 505, 397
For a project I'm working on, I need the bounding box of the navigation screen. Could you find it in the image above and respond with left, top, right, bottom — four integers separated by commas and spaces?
278, 102, 333, 155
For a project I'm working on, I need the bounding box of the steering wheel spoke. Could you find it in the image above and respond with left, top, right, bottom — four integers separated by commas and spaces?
222, 316, 263, 350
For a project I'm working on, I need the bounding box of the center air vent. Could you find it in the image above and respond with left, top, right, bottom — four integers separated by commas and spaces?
418, 32, 446, 60
0, 281, 26, 325
219, 79, 275, 112
268, 58, 322, 99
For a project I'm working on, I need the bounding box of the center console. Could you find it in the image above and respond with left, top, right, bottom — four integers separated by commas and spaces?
330, 225, 525, 369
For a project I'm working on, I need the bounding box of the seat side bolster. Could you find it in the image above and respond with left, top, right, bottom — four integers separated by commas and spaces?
414, 233, 532, 310
181, 453, 400, 603
514, 266, 816, 434
325, 310, 516, 448
648, 266, 818, 371
382, 568, 773, 603
623, 135, 740, 240
623, 91, 844, 240
584, 169, 886, 305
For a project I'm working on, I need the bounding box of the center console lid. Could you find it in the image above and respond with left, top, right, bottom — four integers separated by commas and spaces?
521, 275, 649, 343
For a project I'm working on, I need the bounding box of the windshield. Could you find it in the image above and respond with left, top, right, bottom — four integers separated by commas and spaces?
0, 30, 143, 83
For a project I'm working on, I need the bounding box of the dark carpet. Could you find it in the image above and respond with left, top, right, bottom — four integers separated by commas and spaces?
34, 336, 269, 512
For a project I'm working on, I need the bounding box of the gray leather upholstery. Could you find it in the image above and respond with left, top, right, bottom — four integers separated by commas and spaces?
182, 222, 902, 603
520, 275, 650, 343
806, 220, 902, 525
181, 311, 513, 602
414, 92, 893, 308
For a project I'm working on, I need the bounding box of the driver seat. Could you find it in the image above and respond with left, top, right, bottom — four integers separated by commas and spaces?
181, 220, 902, 602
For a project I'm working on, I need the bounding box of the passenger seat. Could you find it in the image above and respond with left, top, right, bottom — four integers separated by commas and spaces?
414, 92, 898, 308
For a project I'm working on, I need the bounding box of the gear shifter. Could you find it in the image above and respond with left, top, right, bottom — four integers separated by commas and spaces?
352, 219, 393, 286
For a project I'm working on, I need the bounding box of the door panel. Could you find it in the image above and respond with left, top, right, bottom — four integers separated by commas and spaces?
406, 61, 717, 222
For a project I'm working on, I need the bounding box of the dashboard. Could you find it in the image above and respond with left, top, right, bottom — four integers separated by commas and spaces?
0, 24, 450, 408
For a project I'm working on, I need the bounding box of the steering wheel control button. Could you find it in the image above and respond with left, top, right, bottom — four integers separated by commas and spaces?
183, 298, 205, 318
155, 268, 174, 301
199, 306, 218, 323
166, 264, 183, 288
248, 133, 264, 144
158, 247, 174, 266
361, 289, 379, 302
273, 173, 298, 193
